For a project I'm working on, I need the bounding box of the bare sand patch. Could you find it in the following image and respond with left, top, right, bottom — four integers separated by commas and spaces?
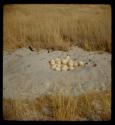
3, 46, 111, 100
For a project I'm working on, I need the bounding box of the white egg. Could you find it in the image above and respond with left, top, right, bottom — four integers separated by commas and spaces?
50, 59, 55, 65
56, 60, 61, 65
57, 64, 61, 68
68, 60, 74, 67
62, 59, 68, 65
78, 61, 84, 66
55, 67, 61, 71
52, 64, 57, 70
61, 65, 68, 71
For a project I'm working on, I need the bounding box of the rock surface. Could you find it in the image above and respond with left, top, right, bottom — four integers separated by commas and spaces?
3, 46, 111, 100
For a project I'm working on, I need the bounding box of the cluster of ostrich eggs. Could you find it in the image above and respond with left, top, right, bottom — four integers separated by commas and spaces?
49, 56, 85, 71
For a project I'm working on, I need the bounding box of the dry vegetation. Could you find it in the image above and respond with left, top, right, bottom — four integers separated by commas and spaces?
3, 4, 111, 52
3, 90, 111, 121
3, 4, 111, 121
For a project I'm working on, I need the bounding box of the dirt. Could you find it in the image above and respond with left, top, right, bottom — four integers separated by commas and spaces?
3, 46, 111, 100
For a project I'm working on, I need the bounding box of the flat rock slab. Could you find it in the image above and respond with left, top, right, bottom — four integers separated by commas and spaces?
3, 47, 111, 100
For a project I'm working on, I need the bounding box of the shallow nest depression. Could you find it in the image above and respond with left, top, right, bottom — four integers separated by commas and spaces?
49, 56, 85, 71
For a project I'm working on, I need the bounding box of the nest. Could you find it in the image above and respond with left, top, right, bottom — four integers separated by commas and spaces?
49, 56, 85, 71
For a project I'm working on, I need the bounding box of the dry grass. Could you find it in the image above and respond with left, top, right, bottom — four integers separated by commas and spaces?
3, 90, 111, 121
3, 4, 111, 53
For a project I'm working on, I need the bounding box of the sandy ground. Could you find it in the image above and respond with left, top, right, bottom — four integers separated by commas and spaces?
3, 46, 111, 100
